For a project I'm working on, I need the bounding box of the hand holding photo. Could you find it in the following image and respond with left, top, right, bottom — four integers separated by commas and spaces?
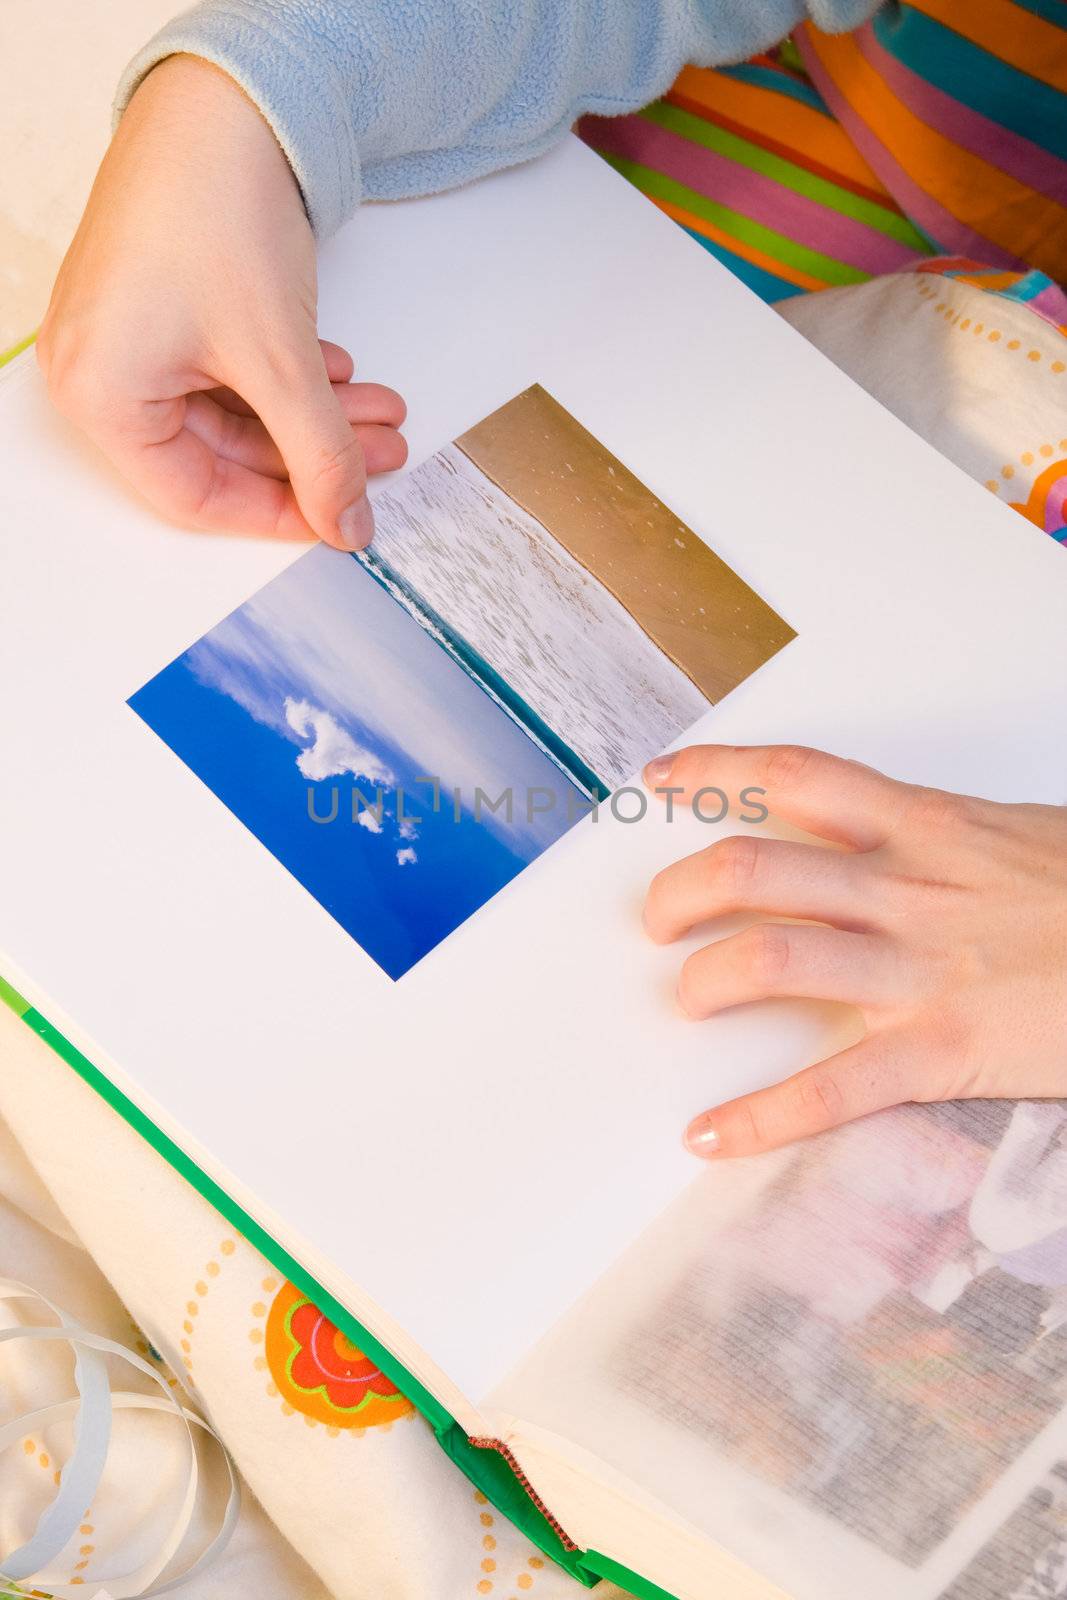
130, 387, 794, 978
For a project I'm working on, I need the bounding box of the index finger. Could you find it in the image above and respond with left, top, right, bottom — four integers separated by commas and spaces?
644, 743, 913, 851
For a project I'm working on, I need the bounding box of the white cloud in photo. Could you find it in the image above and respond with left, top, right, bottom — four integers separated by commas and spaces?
187, 544, 575, 860
284, 698, 394, 785
396, 846, 417, 866
184, 629, 293, 738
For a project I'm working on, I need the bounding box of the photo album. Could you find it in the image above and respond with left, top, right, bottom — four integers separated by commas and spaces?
2, 137, 1067, 1600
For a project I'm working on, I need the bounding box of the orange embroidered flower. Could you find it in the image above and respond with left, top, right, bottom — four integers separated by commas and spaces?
265, 1281, 413, 1428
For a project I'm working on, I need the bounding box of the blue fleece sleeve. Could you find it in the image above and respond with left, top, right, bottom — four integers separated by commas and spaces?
116, 0, 880, 239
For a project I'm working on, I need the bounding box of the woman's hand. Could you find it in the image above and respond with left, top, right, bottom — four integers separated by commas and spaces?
37, 54, 406, 548
642, 744, 1067, 1158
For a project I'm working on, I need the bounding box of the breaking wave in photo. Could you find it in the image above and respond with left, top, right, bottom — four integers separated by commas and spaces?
368, 446, 709, 792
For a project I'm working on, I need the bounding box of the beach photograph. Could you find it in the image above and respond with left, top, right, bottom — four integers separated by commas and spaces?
129, 385, 792, 976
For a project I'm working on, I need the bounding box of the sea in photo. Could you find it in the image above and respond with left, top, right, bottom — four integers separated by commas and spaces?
367, 384, 794, 791
129, 544, 584, 979
368, 442, 709, 791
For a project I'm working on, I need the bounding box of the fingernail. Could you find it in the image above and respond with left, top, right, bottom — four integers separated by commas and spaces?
338, 497, 375, 551
684, 1119, 721, 1157
644, 755, 673, 787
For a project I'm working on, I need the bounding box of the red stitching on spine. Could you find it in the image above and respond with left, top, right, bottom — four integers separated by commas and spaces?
468, 1437, 580, 1552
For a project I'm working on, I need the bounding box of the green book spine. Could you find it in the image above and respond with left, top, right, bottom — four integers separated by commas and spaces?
0, 973, 681, 1600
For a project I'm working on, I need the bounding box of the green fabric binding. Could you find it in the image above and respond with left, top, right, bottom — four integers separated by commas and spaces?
0, 976, 606, 1585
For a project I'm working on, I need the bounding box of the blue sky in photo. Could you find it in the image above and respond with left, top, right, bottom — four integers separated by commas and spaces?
129, 546, 584, 978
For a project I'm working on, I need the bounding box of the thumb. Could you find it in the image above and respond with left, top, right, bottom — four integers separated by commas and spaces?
240, 339, 375, 550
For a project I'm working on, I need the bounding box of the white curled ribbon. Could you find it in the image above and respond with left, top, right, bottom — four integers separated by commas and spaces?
0, 1280, 240, 1598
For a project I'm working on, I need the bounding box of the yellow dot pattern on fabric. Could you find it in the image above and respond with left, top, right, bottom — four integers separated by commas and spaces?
179, 1249, 233, 1387
985, 480, 999, 493
466, 1486, 545, 1597
473, 1490, 499, 1594
918, 284, 1067, 391
1000, 437, 1067, 527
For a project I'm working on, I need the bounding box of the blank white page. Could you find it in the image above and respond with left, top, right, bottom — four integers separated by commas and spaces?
1, 138, 1065, 1401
